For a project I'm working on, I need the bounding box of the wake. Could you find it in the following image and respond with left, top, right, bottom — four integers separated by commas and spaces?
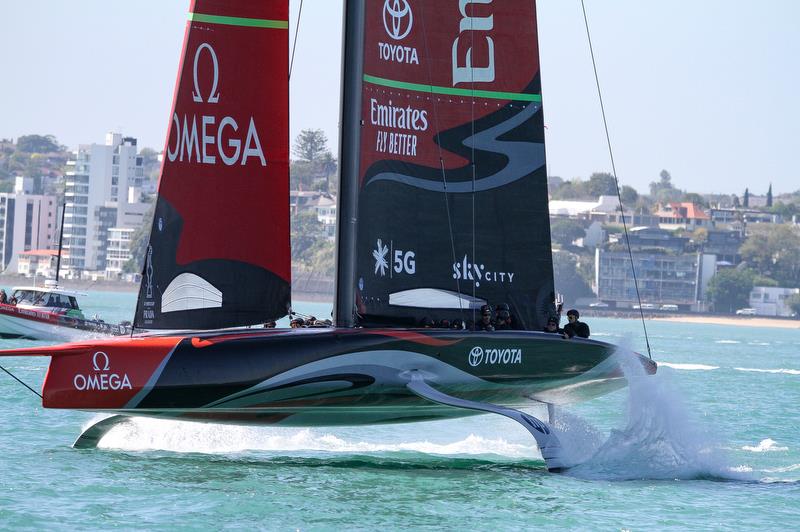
556, 344, 750, 481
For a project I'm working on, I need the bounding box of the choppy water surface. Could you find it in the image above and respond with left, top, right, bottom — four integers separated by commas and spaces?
0, 294, 798, 529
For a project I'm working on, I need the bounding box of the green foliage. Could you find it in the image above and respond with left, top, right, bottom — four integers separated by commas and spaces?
550, 218, 586, 246
787, 294, 800, 316
291, 129, 337, 193
586, 172, 617, 197
682, 192, 707, 207
122, 204, 155, 273
739, 225, 800, 287
138, 147, 161, 182
620, 185, 638, 206
291, 210, 322, 261
552, 250, 595, 305
752, 275, 778, 287
767, 201, 798, 217
16, 134, 62, 153
707, 268, 754, 313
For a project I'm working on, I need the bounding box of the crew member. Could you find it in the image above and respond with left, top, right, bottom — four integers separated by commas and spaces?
563, 309, 590, 338
542, 316, 566, 338
476, 305, 494, 331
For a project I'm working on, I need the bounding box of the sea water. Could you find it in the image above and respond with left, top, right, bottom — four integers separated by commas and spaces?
0, 292, 798, 529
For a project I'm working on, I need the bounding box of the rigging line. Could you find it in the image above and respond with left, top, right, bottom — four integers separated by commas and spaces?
580, 0, 652, 359
419, 4, 465, 317
0, 364, 43, 399
288, 0, 304, 80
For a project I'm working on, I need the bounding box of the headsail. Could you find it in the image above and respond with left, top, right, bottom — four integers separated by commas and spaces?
338, 0, 555, 330
135, 0, 290, 330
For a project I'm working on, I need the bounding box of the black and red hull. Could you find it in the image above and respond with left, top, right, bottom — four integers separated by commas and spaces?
4, 328, 655, 427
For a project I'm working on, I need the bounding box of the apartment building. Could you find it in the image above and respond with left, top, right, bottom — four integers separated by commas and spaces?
0, 177, 57, 271
63, 133, 147, 273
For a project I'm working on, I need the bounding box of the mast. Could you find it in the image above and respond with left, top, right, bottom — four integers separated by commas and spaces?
55, 202, 66, 284
334, 0, 365, 327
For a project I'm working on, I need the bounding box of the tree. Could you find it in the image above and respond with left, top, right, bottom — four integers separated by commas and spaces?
586, 172, 617, 197
787, 293, 800, 316
691, 227, 708, 246
767, 183, 773, 207
550, 218, 586, 247
293, 129, 329, 163
552, 250, 595, 305
739, 225, 800, 287
732, 195, 741, 208
547, 175, 564, 193
123, 204, 155, 273
682, 192, 707, 207
291, 129, 337, 192
649, 169, 673, 196
707, 268, 754, 313
743, 188, 750, 208
620, 185, 638, 206
291, 210, 322, 261
16, 134, 61, 153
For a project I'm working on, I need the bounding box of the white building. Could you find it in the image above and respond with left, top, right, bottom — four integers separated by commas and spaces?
104, 227, 136, 279
314, 194, 337, 239
63, 133, 147, 273
17, 249, 59, 279
0, 177, 58, 272
749, 286, 800, 317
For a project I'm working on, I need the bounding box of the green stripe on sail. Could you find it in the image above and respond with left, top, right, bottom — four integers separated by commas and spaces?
363, 74, 541, 102
188, 12, 289, 29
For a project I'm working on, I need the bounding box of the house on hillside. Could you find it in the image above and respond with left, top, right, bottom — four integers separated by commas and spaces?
653, 202, 711, 230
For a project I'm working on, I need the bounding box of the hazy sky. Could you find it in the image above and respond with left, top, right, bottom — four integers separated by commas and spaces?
2, 1, 798, 195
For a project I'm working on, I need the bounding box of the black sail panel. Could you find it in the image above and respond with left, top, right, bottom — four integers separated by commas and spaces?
346, 1, 555, 330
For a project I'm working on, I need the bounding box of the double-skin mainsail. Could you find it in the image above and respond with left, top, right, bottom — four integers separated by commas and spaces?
337, 0, 556, 330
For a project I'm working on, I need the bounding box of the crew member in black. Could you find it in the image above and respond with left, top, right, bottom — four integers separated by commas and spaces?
563, 309, 590, 338
494, 309, 512, 330
542, 316, 566, 338
476, 305, 494, 331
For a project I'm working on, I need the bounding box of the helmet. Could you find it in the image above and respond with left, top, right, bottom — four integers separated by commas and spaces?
567, 309, 579, 319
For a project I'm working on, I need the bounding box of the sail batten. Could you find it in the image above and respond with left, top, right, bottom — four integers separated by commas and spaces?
134, 0, 290, 330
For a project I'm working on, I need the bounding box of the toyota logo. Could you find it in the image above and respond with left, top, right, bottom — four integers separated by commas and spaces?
468, 346, 484, 367
383, 0, 413, 41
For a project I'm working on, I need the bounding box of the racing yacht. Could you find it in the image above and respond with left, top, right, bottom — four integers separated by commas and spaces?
0, 0, 655, 472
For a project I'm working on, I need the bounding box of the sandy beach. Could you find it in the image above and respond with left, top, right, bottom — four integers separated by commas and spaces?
652, 315, 800, 329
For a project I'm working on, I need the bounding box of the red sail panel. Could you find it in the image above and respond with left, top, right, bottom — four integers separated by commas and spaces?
353, 1, 556, 330
134, 0, 290, 330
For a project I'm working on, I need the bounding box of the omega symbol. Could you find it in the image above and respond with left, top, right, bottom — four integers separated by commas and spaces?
192, 43, 220, 104
92, 351, 111, 372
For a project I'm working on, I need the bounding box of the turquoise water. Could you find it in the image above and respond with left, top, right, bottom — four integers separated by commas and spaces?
1, 293, 798, 529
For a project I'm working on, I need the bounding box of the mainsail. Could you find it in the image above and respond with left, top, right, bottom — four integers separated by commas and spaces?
338, 0, 555, 330
135, 0, 290, 330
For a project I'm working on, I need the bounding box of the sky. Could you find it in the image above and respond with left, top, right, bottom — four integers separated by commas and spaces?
1, 0, 798, 196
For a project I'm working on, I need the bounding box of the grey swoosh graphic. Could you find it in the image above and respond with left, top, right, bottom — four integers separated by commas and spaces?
365, 102, 545, 193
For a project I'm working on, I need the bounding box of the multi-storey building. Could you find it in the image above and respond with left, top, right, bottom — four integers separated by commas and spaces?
63, 133, 147, 273
594, 249, 717, 311
0, 177, 57, 272
104, 227, 136, 279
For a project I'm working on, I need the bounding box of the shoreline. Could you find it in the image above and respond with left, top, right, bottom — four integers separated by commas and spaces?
649, 315, 800, 329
